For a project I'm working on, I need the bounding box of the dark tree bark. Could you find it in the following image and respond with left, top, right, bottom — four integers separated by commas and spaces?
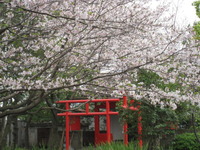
0, 117, 5, 150
191, 112, 200, 143
11, 115, 18, 149
24, 115, 33, 149
46, 95, 61, 149
0, 116, 12, 150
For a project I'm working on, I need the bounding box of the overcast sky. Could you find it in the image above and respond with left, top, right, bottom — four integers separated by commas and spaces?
151, 0, 199, 26
171, 0, 199, 25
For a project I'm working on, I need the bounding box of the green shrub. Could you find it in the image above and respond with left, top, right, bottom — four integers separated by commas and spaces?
173, 132, 200, 150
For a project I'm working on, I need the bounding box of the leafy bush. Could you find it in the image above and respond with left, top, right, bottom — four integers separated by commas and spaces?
173, 133, 200, 150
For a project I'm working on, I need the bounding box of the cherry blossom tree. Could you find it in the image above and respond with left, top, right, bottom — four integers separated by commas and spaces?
0, 0, 199, 118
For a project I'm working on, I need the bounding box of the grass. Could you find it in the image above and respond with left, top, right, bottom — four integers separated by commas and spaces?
4, 142, 173, 150
83, 142, 174, 150
4, 146, 52, 150
83, 142, 147, 150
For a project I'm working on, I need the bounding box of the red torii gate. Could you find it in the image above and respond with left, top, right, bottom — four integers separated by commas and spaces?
56, 96, 142, 150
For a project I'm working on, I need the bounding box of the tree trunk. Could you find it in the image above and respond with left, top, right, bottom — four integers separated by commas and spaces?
46, 95, 61, 149
0, 116, 12, 150
11, 115, 18, 149
0, 117, 5, 150
147, 136, 161, 150
48, 125, 61, 150
25, 115, 32, 149
192, 112, 200, 143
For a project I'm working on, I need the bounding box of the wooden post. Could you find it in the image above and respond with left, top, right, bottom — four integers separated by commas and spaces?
106, 101, 111, 143
65, 103, 70, 150
123, 96, 129, 145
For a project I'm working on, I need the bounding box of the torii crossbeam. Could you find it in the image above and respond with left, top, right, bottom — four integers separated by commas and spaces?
56, 96, 142, 150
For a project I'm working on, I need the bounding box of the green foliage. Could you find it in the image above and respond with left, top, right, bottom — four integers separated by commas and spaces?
84, 142, 148, 150
19, 90, 84, 123
193, 1, 200, 39
193, 1, 200, 18
136, 69, 163, 88
5, 143, 146, 150
4, 147, 25, 150
52, 10, 61, 16
144, 103, 177, 134
4, 147, 57, 150
128, 100, 177, 137
175, 101, 200, 129
84, 141, 173, 150
173, 133, 200, 150
135, 69, 182, 92
117, 99, 178, 150
193, 22, 200, 40
30, 49, 45, 59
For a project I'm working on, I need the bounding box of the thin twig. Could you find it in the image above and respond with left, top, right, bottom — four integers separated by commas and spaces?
27, 99, 92, 114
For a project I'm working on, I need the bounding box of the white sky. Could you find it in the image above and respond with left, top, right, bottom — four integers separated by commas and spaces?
170, 0, 199, 25
150, 0, 199, 26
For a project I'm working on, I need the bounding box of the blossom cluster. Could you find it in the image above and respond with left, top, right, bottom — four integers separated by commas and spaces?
0, 0, 199, 109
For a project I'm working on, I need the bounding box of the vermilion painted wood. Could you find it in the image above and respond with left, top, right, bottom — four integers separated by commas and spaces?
122, 96, 129, 145
57, 111, 119, 116
85, 103, 89, 114
57, 98, 120, 150
124, 123, 128, 146
106, 101, 111, 143
137, 104, 143, 148
56, 99, 120, 103
122, 96, 143, 148
69, 116, 81, 130
56, 96, 143, 150
65, 103, 70, 150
